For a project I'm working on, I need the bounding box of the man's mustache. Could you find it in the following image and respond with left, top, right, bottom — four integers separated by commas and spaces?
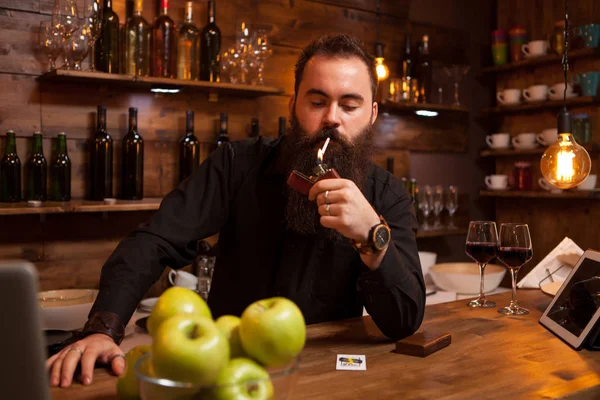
305, 127, 353, 149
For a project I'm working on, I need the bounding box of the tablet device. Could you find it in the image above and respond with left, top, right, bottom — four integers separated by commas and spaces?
540, 249, 600, 349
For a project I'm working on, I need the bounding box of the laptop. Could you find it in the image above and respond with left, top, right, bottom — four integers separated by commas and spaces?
0, 260, 50, 400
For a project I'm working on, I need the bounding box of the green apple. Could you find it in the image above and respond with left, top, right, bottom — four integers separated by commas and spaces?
152, 314, 230, 386
147, 286, 212, 336
116, 344, 152, 400
211, 358, 274, 400
216, 315, 248, 359
239, 297, 306, 367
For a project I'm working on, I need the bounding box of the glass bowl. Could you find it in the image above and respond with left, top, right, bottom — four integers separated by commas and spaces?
37, 289, 97, 331
135, 352, 299, 400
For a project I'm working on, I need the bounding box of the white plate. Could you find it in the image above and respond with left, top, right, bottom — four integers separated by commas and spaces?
139, 297, 159, 312
38, 289, 98, 331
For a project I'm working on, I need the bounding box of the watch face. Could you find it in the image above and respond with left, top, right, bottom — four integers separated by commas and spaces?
374, 225, 391, 250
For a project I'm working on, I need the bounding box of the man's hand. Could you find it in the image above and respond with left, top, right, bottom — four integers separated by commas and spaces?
308, 178, 381, 243
46, 333, 125, 388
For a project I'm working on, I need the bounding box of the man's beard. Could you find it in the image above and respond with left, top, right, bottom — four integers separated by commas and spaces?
281, 111, 375, 237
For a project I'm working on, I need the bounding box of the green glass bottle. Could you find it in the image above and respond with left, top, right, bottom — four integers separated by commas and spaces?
213, 112, 229, 151
95, 0, 120, 73
0, 130, 21, 202
199, 0, 221, 82
26, 132, 47, 201
122, 107, 144, 199
51, 132, 71, 201
90, 105, 113, 200
125, 0, 151, 76
179, 110, 199, 182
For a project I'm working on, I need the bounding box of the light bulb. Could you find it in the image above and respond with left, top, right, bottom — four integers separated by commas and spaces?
541, 132, 591, 189
375, 58, 389, 81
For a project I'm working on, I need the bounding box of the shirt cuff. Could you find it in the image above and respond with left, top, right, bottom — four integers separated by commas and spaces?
81, 311, 126, 345
358, 245, 413, 290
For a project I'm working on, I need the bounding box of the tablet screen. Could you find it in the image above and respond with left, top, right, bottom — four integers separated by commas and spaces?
546, 258, 600, 337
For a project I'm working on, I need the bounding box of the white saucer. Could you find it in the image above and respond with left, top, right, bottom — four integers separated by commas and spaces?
488, 146, 510, 150
514, 145, 538, 150
139, 297, 159, 312
524, 97, 547, 103
524, 53, 547, 59
499, 101, 521, 106
486, 187, 509, 191
549, 93, 577, 101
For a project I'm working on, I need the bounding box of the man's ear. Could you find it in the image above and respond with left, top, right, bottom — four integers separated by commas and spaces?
371, 101, 378, 125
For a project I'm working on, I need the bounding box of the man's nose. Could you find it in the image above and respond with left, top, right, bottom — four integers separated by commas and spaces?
322, 104, 341, 128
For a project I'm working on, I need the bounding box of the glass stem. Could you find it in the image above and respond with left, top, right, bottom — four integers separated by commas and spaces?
89, 43, 96, 71
478, 263, 486, 300
454, 82, 460, 105
510, 268, 519, 309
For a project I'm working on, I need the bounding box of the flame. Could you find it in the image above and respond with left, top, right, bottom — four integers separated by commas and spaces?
317, 137, 330, 164
556, 148, 575, 182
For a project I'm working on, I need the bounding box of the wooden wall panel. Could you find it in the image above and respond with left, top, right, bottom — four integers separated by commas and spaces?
0, 75, 41, 134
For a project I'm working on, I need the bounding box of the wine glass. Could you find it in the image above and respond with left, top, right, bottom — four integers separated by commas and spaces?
445, 185, 458, 229
496, 223, 533, 315
39, 21, 62, 71
80, 0, 103, 71
418, 185, 433, 231
465, 221, 498, 308
65, 25, 89, 70
53, 0, 80, 69
443, 64, 470, 106
252, 28, 272, 85
432, 185, 444, 229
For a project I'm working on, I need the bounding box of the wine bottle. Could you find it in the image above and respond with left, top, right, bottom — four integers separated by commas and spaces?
122, 107, 144, 200
0, 130, 21, 202
125, 0, 134, 20
199, 0, 221, 82
95, 0, 120, 73
416, 35, 432, 104
152, 0, 177, 78
125, 0, 151, 76
214, 113, 229, 150
26, 132, 47, 201
400, 34, 412, 102
177, 1, 200, 80
179, 110, 199, 182
250, 117, 259, 137
51, 132, 71, 201
90, 106, 113, 200
278, 116, 287, 137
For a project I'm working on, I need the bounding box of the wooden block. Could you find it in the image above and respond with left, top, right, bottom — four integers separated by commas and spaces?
394, 331, 451, 357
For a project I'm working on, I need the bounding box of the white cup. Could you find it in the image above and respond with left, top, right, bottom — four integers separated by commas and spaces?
168, 270, 198, 290
538, 177, 563, 193
485, 175, 508, 190
536, 128, 558, 146
521, 40, 549, 57
522, 84, 549, 102
576, 174, 597, 191
486, 133, 511, 149
548, 83, 574, 98
497, 89, 521, 105
512, 133, 537, 149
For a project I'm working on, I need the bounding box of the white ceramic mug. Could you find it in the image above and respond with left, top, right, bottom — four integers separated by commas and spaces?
168, 270, 198, 290
536, 128, 558, 146
538, 177, 563, 193
485, 175, 508, 190
497, 89, 521, 105
486, 133, 511, 149
512, 133, 537, 148
521, 40, 549, 57
522, 84, 549, 102
548, 83, 574, 98
576, 174, 597, 190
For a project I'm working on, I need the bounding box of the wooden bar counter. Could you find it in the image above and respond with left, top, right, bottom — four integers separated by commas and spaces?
51, 290, 600, 399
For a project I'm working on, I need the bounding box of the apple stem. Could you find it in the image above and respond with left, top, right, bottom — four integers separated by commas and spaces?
189, 324, 200, 340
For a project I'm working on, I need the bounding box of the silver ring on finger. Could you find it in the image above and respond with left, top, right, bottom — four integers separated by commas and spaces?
110, 353, 126, 363
325, 203, 331, 216
67, 347, 84, 358
325, 190, 330, 205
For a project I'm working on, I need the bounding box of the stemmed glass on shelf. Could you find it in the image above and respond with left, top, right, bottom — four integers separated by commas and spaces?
52, 0, 80, 69
39, 21, 62, 71
80, 0, 103, 71
445, 185, 459, 229
496, 223, 533, 315
465, 221, 498, 308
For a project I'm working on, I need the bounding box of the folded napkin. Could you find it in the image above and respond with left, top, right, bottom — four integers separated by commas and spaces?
517, 237, 583, 289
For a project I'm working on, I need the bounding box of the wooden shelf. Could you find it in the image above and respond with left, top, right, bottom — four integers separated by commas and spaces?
480, 190, 600, 199
416, 227, 467, 238
37, 70, 285, 97
480, 143, 599, 157
379, 100, 469, 114
0, 198, 162, 216
482, 95, 599, 115
482, 47, 600, 74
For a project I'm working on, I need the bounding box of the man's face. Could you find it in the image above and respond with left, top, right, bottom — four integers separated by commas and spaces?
290, 55, 378, 143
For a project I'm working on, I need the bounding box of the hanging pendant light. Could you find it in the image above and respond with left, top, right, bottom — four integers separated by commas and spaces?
540, 0, 591, 189
373, 0, 389, 81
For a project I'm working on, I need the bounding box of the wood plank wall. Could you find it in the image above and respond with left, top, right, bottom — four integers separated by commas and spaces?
0, 0, 469, 295
494, 0, 600, 284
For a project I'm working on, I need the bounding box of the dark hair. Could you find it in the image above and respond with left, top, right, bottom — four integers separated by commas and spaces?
294, 34, 378, 101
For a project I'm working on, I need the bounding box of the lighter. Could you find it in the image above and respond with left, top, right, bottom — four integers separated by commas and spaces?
286, 137, 340, 195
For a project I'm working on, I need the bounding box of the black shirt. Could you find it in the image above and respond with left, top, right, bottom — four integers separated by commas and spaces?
90, 137, 425, 340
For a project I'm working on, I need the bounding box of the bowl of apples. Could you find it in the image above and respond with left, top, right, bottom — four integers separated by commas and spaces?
125, 288, 306, 400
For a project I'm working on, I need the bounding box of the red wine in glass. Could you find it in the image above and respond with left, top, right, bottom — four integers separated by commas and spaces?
497, 247, 533, 268
466, 242, 497, 264
497, 223, 533, 315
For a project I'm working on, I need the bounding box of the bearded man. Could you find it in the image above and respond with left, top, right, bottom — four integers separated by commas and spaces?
47, 33, 425, 388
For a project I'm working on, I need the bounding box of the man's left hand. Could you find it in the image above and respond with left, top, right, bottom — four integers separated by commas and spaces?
309, 178, 380, 243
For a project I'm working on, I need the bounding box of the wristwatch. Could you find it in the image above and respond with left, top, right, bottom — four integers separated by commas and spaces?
351, 215, 391, 255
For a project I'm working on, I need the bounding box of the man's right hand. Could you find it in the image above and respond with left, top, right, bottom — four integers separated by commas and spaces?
46, 333, 126, 388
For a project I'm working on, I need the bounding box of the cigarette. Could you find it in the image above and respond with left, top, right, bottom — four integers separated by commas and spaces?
321, 137, 330, 156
